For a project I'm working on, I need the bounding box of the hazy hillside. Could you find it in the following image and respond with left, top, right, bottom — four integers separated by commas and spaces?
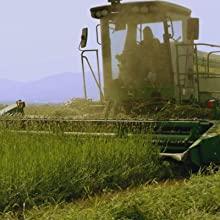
0, 72, 100, 104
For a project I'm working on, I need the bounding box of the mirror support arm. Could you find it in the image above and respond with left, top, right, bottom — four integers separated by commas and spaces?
80, 49, 104, 101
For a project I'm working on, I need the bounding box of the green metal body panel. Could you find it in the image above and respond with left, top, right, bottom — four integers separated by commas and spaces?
159, 120, 220, 167
188, 122, 220, 167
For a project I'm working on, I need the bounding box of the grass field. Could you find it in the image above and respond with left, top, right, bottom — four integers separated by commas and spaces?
24, 99, 105, 118
0, 130, 163, 214
2, 171, 220, 220
0, 102, 219, 219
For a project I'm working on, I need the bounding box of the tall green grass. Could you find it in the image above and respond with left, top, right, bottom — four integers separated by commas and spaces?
0, 130, 161, 212
12, 171, 220, 220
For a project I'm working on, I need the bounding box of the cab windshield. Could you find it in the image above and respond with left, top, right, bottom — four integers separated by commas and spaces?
109, 16, 165, 84
110, 22, 164, 78
108, 15, 183, 91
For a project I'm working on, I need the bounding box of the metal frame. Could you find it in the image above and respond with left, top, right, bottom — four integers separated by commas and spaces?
176, 43, 220, 103
207, 50, 220, 74
176, 43, 197, 103
80, 49, 104, 101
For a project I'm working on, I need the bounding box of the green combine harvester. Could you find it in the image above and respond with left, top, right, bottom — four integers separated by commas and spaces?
2, 0, 220, 169
78, 0, 220, 168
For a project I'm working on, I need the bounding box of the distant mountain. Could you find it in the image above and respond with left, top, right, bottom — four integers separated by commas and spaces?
0, 72, 100, 104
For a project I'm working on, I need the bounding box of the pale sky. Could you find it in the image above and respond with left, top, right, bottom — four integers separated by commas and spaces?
0, 0, 219, 82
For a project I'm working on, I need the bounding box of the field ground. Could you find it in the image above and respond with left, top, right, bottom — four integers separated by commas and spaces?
24, 100, 105, 118
0, 103, 220, 219
23, 101, 213, 120
0, 130, 166, 215
2, 171, 220, 220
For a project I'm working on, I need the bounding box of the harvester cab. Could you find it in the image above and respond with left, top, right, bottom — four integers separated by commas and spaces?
81, 0, 220, 110
81, 0, 202, 105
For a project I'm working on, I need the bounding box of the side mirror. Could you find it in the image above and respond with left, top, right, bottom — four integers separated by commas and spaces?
80, 27, 88, 48
187, 18, 199, 40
